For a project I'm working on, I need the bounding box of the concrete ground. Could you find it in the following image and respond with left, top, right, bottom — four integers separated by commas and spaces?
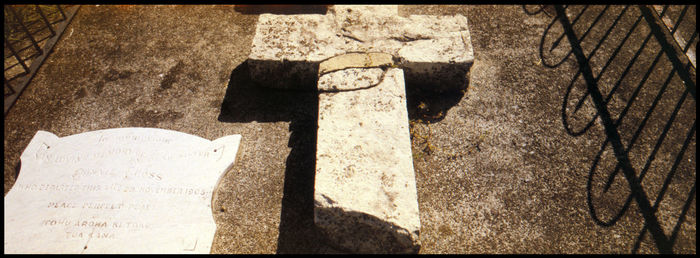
3, 5, 696, 254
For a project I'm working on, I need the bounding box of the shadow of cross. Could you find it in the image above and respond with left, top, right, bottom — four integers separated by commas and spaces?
246, 5, 474, 253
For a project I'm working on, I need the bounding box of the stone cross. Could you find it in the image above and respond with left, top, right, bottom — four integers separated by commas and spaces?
248, 5, 473, 253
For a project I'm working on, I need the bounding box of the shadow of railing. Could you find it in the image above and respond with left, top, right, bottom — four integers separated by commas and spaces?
525, 5, 696, 254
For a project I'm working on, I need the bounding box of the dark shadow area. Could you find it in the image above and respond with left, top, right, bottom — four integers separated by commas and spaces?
527, 4, 696, 254
404, 63, 471, 123
274, 114, 326, 254
405, 81, 468, 124
217, 61, 329, 253
218, 61, 318, 123
14, 161, 21, 179
315, 207, 420, 254
247, 59, 320, 91
234, 5, 328, 15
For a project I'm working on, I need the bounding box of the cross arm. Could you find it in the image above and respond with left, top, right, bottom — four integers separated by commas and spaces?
248, 5, 474, 92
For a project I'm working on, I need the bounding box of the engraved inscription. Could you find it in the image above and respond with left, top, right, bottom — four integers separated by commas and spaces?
35, 146, 221, 164
5, 129, 241, 253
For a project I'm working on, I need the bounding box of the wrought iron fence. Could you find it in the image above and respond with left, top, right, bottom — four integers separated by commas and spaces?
3, 5, 80, 115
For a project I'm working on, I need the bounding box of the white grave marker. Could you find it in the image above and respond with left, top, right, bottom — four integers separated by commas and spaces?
4, 128, 241, 254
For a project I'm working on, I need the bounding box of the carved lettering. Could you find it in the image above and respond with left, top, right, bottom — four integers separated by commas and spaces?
48, 202, 76, 209
5, 129, 240, 253
65, 231, 116, 239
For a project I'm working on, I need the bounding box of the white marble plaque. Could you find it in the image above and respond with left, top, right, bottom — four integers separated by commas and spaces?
3, 128, 241, 254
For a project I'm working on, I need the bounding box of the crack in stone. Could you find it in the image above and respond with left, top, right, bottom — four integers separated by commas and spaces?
318, 67, 390, 94
341, 32, 366, 43
389, 35, 434, 42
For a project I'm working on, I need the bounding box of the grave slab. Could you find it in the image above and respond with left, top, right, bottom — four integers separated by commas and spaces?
315, 67, 420, 253
3, 128, 241, 254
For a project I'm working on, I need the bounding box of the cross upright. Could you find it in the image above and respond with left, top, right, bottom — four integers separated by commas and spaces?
247, 5, 473, 253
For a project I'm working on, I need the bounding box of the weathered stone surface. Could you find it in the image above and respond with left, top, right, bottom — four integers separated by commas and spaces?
248, 5, 473, 91
315, 68, 420, 253
249, 14, 340, 62
249, 13, 343, 89
4, 128, 241, 254
398, 34, 473, 92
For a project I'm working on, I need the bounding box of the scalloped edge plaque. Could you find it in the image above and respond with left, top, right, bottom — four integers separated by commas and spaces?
4, 128, 241, 254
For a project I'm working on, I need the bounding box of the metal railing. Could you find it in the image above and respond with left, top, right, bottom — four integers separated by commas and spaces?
4, 5, 80, 115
